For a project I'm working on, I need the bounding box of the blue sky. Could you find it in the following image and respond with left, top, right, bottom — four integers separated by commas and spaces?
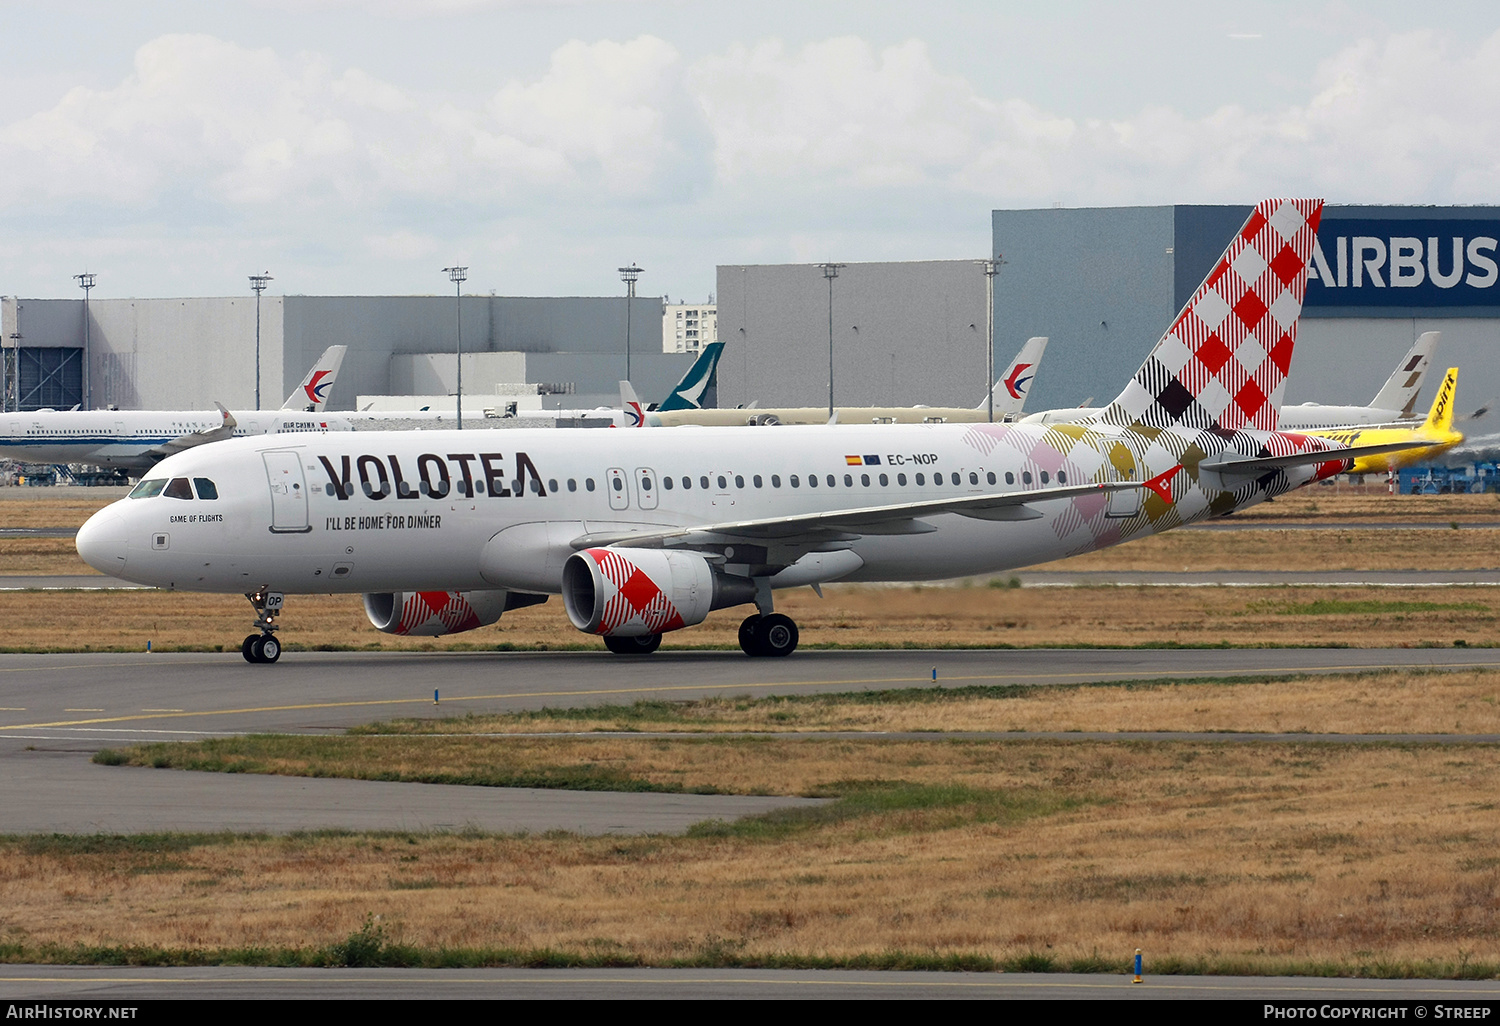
4, 0, 1498, 301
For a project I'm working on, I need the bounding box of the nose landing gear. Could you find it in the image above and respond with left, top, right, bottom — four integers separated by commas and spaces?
242, 589, 285, 664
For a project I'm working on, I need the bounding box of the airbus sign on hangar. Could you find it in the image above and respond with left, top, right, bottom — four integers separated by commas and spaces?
991, 205, 1500, 416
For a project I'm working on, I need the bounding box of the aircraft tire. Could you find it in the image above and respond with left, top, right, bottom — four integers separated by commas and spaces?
259, 635, 281, 664
241, 635, 260, 663
603, 633, 661, 655
754, 614, 798, 657
738, 615, 763, 656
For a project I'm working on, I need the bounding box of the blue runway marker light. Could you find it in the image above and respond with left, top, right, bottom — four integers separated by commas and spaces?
1133, 948, 1143, 984
434, 688, 440, 705
932, 667, 937, 681
146, 640, 151, 653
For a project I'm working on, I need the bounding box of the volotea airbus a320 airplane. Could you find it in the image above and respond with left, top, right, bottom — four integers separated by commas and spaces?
76, 199, 1425, 663
0, 346, 348, 470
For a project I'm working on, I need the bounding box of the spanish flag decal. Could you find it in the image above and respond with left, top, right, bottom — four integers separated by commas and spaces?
845, 455, 863, 466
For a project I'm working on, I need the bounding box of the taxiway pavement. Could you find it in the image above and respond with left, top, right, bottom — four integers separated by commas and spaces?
5, 647, 1499, 741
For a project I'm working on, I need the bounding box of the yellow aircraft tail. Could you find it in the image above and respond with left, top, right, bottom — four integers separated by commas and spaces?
1422, 367, 1459, 434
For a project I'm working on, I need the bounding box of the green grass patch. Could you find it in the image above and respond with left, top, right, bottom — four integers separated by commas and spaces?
687, 780, 1085, 841
94, 735, 684, 793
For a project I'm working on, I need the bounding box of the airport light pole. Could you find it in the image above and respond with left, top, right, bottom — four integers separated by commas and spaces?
5, 330, 20, 413
444, 266, 468, 429
979, 258, 1001, 423
818, 262, 845, 418
619, 264, 642, 386
249, 273, 272, 411
74, 273, 95, 410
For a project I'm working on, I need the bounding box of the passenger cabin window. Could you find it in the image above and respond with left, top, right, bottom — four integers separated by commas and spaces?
164, 478, 193, 500
1058, 471, 1067, 484
586, 478, 596, 491
129, 479, 167, 499
193, 478, 219, 500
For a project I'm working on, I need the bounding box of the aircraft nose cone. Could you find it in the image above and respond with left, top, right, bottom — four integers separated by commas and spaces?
76, 510, 128, 575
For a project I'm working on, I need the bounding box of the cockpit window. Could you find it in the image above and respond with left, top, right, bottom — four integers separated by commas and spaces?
128, 479, 166, 499
193, 478, 219, 500
163, 477, 193, 500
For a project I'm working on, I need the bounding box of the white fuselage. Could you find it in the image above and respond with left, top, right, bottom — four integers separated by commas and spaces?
0, 409, 354, 469
77, 420, 1325, 599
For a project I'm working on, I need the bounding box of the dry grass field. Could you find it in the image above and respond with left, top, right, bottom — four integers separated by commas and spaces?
2, 733, 1491, 973
3, 584, 1498, 652
347, 668, 1500, 737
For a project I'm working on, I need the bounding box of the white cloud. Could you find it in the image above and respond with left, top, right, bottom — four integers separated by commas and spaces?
5, 24, 1500, 298
689, 37, 1012, 188
0, 31, 709, 214
687, 27, 1500, 206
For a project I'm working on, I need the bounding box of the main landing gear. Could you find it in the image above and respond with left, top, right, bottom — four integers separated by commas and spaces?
738, 613, 799, 657
603, 634, 661, 655
242, 588, 285, 664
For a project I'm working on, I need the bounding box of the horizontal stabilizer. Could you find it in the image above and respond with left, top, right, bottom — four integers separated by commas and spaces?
1200, 440, 1436, 478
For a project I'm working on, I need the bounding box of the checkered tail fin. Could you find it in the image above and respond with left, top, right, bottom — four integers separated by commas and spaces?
1098, 198, 1323, 434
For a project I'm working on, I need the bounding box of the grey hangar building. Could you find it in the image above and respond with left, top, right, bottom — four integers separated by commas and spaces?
4, 203, 1498, 421
715, 203, 1500, 418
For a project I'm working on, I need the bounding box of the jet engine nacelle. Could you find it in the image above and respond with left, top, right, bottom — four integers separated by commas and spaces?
562, 547, 757, 637
363, 589, 545, 636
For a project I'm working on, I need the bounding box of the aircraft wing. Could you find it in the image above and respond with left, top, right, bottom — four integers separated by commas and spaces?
139, 404, 240, 460
572, 480, 1141, 558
